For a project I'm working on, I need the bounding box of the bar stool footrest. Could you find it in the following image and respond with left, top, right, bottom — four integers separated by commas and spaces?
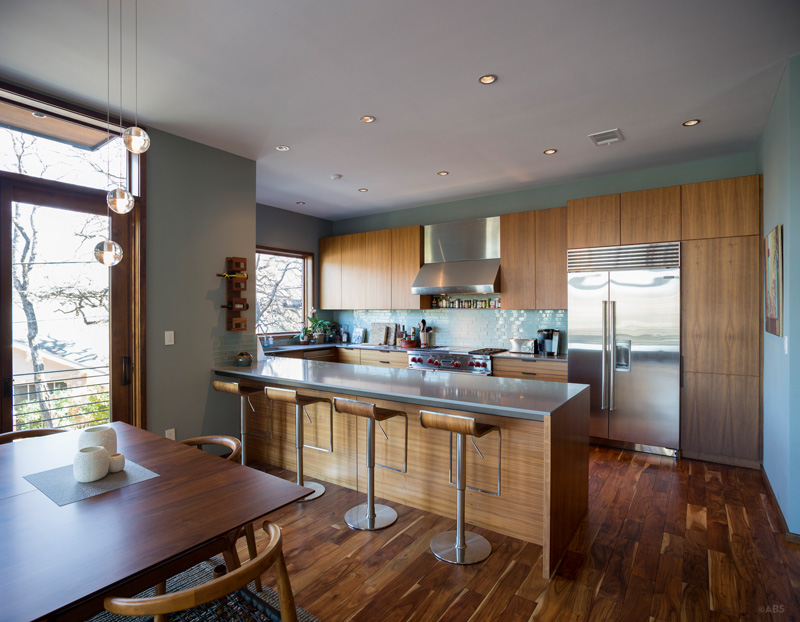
345, 503, 397, 531
430, 530, 492, 565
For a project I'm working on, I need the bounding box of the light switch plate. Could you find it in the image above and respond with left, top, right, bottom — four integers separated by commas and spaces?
785, 335, 789, 355
165, 428, 176, 440
165, 330, 175, 346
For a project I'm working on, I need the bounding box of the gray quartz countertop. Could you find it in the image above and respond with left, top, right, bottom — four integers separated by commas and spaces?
492, 353, 568, 362
214, 357, 587, 421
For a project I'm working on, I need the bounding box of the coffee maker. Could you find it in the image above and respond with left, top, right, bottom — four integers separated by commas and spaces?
537, 329, 560, 356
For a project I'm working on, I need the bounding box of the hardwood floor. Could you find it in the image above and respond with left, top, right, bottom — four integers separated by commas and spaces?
242, 446, 800, 621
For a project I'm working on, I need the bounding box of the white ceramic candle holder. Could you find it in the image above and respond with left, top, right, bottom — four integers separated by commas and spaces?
109, 452, 126, 473
78, 425, 117, 455
73, 446, 110, 483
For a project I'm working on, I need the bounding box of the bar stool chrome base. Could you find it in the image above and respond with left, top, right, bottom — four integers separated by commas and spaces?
298, 481, 325, 501
345, 503, 397, 531
430, 530, 492, 565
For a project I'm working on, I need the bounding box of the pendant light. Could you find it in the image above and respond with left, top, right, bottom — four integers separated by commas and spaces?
122, 0, 150, 154
96, 0, 123, 266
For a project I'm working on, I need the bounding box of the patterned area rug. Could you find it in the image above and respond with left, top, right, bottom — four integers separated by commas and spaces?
88, 556, 319, 621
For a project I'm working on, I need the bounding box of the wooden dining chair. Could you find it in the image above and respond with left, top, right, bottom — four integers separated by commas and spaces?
0, 428, 65, 444
105, 520, 298, 622
177, 435, 261, 590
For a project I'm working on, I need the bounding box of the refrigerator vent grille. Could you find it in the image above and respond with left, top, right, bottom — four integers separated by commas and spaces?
568, 242, 680, 271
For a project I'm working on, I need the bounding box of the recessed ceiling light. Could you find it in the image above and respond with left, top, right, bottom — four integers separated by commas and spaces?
296, 202, 305, 205
478, 74, 498, 85
437, 171, 449, 176
330, 174, 343, 180
682, 119, 701, 127
275, 145, 290, 151
360, 115, 376, 123
543, 149, 557, 155
31, 111, 47, 119
358, 188, 368, 192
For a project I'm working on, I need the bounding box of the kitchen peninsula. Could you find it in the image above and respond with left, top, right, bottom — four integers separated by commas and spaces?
214, 356, 589, 578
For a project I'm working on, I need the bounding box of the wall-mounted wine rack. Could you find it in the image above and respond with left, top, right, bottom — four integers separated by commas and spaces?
219, 257, 248, 331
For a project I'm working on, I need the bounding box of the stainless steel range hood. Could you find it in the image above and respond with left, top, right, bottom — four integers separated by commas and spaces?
411, 217, 501, 295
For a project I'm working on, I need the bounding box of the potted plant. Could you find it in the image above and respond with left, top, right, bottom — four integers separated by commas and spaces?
307, 310, 332, 344
298, 327, 311, 345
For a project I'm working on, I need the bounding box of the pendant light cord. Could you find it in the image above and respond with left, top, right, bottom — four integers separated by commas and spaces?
119, 0, 124, 186
106, 0, 112, 238
134, 0, 138, 128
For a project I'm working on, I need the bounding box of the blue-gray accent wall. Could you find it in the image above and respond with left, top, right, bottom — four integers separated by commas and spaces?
758, 54, 799, 534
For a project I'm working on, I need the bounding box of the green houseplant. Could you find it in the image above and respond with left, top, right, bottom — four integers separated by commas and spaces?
307, 310, 332, 344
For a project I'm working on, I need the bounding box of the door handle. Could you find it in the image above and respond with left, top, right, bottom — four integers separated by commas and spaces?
601, 301, 607, 410
379, 361, 390, 365
121, 356, 132, 386
609, 301, 616, 411
2, 378, 11, 399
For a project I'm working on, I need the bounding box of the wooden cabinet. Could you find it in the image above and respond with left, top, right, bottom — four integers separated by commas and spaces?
680, 235, 761, 466
620, 186, 681, 245
535, 206, 567, 309
364, 229, 392, 309
567, 194, 620, 249
500, 211, 535, 310
492, 359, 568, 382
681, 175, 760, 240
360, 349, 409, 369
336, 347, 362, 365
304, 348, 334, 362
319, 236, 342, 310
340, 232, 366, 310
391, 226, 429, 310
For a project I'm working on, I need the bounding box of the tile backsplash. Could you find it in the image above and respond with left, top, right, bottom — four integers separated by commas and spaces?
322, 308, 567, 352
212, 332, 259, 365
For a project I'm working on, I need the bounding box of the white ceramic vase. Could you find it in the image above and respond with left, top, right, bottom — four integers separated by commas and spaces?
109, 452, 126, 473
78, 425, 117, 455
73, 446, 110, 483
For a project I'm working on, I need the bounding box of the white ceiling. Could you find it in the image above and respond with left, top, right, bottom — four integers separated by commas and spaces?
1, 0, 799, 220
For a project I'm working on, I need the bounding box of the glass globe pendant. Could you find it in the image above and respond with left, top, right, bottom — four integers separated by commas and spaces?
94, 240, 123, 266
123, 126, 150, 154
107, 187, 135, 214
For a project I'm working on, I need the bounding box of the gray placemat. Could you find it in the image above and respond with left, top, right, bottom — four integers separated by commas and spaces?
23, 460, 159, 506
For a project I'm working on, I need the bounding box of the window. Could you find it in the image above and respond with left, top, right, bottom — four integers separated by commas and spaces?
255, 247, 313, 335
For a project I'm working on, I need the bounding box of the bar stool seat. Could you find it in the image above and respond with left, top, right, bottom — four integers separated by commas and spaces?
266, 387, 333, 501
333, 397, 406, 530
212, 380, 261, 466
420, 410, 499, 565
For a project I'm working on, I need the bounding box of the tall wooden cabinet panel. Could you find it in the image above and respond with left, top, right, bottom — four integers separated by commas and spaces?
567, 194, 620, 249
500, 211, 536, 309
340, 232, 366, 310
681, 236, 760, 377
681, 175, 760, 240
620, 186, 681, 245
534, 206, 567, 309
681, 372, 761, 463
318, 236, 342, 309
391, 225, 428, 310
364, 229, 392, 309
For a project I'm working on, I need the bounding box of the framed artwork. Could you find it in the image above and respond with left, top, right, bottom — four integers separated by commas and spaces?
764, 224, 783, 336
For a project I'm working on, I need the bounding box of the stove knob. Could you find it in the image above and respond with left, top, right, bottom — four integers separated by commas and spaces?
410, 356, 417, 362
468, 361, 475, 367
480, 362, 487, 368
453, 361, 461, 368
427, 358, 434, 364
434, 360, 441, 366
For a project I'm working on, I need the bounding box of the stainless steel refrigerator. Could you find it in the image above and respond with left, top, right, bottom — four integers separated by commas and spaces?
567, 242, 680, 454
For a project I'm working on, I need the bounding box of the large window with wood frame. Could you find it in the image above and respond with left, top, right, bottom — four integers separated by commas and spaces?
255, 247, 312, 336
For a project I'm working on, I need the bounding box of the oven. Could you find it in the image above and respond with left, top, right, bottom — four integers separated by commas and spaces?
407, 348, 506, 375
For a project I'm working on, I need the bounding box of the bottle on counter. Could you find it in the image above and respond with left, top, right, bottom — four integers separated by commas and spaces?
268, 335, 274, 347
216, 271, 247, 280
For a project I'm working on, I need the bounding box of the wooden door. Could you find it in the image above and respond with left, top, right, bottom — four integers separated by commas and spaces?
681, 175, 760, 240
681, 236, 760, 376
620, 186, 681, 245
391, 226, 428, 310
567, 194, 620, 249
500, 211, 535, 309
318, 236, 342, 310
340, 232, 366, 310
364, 229, 392, 309
534, 206, 567, 309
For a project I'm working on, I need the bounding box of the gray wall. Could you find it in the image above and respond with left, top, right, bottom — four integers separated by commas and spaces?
256, 203, 333, 306
145, 128, 256, 440
758, 54, 799, 534
331, 151, 758, 235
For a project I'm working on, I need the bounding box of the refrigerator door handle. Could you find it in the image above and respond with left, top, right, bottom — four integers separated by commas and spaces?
601, 300, 608, 411
609, 300, 616, 411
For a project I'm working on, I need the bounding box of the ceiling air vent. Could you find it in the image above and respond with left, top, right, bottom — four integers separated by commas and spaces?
588, 128, 624, 146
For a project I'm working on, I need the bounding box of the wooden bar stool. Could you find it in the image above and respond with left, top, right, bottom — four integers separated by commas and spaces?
265, 387, 333, 501
420, 410, 499, 564
212, 380, 260, 466
333, 397, 406, 530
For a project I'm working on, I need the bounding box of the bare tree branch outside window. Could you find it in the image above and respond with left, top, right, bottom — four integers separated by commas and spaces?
255, 252, 305, 334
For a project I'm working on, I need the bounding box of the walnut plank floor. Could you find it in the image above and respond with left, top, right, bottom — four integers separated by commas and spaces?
241, 447, 800, 621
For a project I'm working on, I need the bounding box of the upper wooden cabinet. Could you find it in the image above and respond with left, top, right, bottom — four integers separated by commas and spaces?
535, 206, 567, 309
567, 194, 620, 249
364, 229, 392, 309
620, 186, 681, 245
500, 211, 536, 310
391, 226, 429, 310
340, 232, 367, 310
681, 175, 760, 240
318, 236, 342, 310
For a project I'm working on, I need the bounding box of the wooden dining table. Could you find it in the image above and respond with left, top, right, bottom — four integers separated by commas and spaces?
0, 422, 311, 621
